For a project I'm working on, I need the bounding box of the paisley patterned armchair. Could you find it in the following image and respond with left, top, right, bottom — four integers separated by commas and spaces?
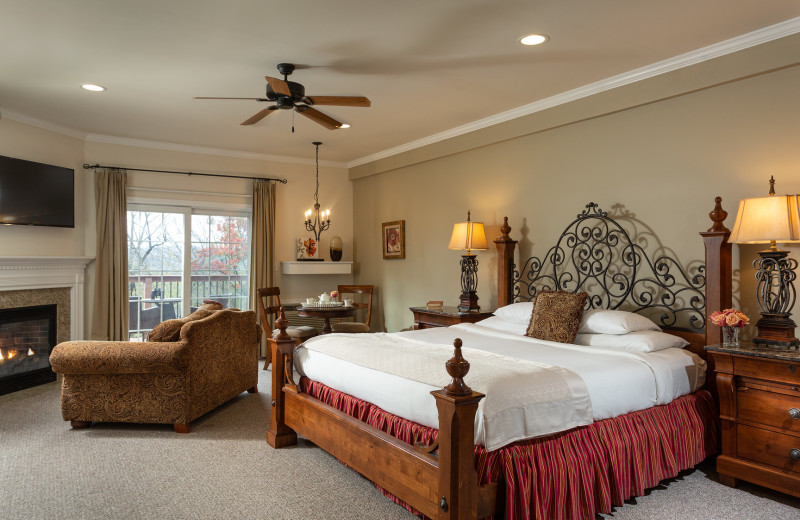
49, 308, 260, 433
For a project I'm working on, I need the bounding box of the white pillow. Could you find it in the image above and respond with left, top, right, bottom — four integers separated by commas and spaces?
472, 315, 529, 336
577, 309, 660, 335
492, 301, 534, 324
574, 330, 688, 352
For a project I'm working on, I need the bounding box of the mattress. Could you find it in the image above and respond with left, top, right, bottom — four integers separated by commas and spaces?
294, 321, 705, 450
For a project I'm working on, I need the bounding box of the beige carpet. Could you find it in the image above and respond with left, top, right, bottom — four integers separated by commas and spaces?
1, 364, 798, 520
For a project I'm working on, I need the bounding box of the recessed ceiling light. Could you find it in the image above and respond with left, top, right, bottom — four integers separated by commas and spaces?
81, 84, 106, 92
339, 123, 351, 129
519, 34, 549, 46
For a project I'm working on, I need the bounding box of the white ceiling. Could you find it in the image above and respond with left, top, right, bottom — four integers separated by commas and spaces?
2, 1, 800, 164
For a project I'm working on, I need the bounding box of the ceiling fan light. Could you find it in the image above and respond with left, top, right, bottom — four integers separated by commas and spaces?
519, 34, 549, 46
81, 84, 106, 92
339, 123, 351, 129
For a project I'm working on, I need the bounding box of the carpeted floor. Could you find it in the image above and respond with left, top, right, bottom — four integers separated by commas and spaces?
1, 363, 799, 520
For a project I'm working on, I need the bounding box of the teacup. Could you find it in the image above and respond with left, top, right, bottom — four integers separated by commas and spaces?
306, 297, 316, 305
344, 298, 354, 307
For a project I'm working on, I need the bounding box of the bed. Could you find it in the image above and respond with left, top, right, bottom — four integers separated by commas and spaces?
267, 198, 733, 520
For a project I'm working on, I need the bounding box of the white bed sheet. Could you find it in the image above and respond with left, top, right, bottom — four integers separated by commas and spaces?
294, 322, 705, 448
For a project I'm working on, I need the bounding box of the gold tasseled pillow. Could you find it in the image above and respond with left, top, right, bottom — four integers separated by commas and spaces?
198, 299, 224, 311
148, 309, 216, 342
525, 290, 588, 344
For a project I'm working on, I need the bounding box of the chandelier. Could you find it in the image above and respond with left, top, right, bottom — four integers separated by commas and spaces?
304, 141, 331, 242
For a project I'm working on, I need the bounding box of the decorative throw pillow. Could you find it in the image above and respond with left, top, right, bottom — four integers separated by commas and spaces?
147, 309, 216, 342
526, 290, 588, 344
198, 299, 224, 311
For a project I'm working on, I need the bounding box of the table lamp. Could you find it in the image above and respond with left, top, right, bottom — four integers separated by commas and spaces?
448, 211, 488, 312
729, 177, 800, 347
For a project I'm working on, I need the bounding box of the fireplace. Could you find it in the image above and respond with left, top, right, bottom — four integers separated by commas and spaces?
0, 304, 57, 395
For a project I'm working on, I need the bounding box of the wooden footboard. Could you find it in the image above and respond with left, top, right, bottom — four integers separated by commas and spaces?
267, 311, 497, 519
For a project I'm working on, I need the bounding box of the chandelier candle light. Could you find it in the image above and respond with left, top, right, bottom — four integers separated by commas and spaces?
729, 176, 800, 348
448, 211, 488, 312
304, 141, 331, 243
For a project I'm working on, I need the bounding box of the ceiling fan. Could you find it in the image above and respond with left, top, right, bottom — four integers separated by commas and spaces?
194, 63, 371, 129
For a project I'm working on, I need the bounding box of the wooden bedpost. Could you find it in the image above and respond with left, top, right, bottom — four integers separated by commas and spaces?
700, 197, 732, 347
267, 307, 298, 448
431, 339, 485, 519
494, 216, 517, 308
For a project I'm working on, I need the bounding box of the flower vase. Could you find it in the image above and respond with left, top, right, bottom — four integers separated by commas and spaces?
722, 326, 739, 347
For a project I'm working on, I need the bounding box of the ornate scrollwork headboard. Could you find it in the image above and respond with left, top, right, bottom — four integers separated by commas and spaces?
512, 202, 706, 331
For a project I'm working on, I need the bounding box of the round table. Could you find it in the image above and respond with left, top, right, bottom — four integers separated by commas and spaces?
297, 306, 356, 334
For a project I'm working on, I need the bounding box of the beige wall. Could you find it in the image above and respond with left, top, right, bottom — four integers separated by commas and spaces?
0, 120, 354, 337
352, 34, 800, 333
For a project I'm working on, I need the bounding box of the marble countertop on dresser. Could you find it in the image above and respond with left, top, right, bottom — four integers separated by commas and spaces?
705, 341, 800, 361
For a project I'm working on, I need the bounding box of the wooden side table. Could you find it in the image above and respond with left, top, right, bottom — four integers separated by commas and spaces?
409, 306, 493, 330
705, 342, 800, 498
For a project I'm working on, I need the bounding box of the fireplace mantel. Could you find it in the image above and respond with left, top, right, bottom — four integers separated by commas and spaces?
0, 256, 94, 340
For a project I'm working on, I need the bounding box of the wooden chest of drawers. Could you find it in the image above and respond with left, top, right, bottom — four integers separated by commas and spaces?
706, 343, 800, 498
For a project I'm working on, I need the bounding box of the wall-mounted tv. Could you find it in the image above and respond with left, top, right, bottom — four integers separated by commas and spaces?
0, 155, 74, 228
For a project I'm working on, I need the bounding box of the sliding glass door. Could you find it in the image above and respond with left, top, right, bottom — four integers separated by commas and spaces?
127, 207, 249, 340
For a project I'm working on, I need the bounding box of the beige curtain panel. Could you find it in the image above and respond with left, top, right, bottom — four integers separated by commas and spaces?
249, 179, 276, 357
91, 168, 129, 341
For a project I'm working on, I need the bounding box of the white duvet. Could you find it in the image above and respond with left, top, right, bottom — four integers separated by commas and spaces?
294, 322, 705, 450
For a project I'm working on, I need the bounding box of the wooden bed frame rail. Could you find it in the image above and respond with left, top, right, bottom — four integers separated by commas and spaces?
267, 197, 732, 520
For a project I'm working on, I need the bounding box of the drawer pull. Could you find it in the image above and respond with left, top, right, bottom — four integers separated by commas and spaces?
791, 408, 800, 420
792, 449, 800, 461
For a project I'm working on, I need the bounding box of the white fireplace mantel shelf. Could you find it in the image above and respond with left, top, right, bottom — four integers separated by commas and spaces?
0, 256, 95, 340
281, 261, 352, 275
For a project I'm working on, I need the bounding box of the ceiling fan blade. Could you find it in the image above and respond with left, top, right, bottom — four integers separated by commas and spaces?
296, 107, 343, 130
241, 108, 277, 126
305, 96, 371, 107
265, 76, 292, 96
194, 97, 265, 100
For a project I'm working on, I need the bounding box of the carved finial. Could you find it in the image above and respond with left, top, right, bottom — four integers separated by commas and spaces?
443, 338, 472, 396
707, 196, 730, 233
274, 307, 290, 340
499, 216, 511, 241
769, 175, 776, 195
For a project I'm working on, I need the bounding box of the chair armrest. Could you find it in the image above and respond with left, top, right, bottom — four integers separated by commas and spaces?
49, 340, 190, 375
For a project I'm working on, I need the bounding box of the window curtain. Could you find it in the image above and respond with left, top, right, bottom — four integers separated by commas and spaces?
91, 168, 129, 341
249, 179, 276, 357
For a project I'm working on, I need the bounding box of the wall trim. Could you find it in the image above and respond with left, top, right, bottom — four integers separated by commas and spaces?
347, 16, 800, 168
0, 108, 87, 140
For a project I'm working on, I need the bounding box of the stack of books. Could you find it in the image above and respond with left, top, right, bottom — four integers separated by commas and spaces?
426, 300, 443, 311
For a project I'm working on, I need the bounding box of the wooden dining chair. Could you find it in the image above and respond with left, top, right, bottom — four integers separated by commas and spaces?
331, 285, 373, 333
256, 287, 318, 369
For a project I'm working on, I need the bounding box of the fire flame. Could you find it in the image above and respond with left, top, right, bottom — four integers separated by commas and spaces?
0, 349, 4, 361
27, 348, 34, 356
7, 349, 16, 359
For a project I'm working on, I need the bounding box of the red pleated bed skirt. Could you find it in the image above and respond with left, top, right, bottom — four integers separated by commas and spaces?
301, 377, 719, 520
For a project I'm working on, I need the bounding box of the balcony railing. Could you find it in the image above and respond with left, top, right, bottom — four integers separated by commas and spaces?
128, 274, 248, 339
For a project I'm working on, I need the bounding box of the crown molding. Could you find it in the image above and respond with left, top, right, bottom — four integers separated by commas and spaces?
347, 16, 800, 168
84, 133, 346, 168
0, 108, 87, 140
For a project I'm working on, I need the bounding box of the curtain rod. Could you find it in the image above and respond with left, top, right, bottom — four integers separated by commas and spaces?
82, 163, 288, 184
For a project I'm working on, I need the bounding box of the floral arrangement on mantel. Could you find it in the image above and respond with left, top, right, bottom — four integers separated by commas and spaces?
710, 308, 750, 328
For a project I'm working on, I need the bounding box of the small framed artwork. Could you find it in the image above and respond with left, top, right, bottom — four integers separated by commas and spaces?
296, 237, 320, 260
382, 220, 405, 259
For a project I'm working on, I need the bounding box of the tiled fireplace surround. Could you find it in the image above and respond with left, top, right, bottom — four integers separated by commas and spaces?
0, 257, 94, 344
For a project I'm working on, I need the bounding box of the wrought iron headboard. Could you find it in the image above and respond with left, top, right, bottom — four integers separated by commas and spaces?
513, 202, 706, 332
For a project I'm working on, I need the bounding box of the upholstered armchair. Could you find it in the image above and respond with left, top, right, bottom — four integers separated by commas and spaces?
49, 308, 260, 433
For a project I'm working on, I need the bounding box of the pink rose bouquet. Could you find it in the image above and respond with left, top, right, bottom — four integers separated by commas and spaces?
710, 308, 749, 328
330, 290, 339, 300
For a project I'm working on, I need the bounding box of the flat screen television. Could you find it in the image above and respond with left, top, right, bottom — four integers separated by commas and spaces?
0, 155, 74, 228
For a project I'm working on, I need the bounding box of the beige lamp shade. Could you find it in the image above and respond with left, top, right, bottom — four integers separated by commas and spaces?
449, 221, 488, 252
729, 194, 800, 244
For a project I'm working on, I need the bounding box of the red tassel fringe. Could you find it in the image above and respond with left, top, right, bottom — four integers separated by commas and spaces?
301, 378, 719, 520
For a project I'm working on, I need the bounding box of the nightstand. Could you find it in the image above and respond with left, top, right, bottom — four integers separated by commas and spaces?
409, 306, 493, 330
705, 342, 800, 498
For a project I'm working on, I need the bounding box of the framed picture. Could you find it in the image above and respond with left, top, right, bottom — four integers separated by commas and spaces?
382, 220, 405, 259
296, 237, 319, 260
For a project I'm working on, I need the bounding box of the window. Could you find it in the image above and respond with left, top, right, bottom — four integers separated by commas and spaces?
127, 206, 249, 340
